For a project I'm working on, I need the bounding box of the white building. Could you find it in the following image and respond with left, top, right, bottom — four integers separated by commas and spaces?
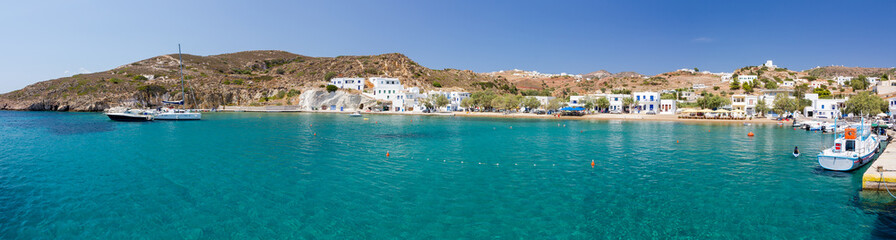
808, 80, 826, 89
692, 83, 706, 89
737, 75, 758, 84
607, 94, 626, 112
633, 91, 659, 113
569, 95, 587, 107
731, 94, 759, 115
659, 99, 677, 114
834, 76, 853, 86
868, 77, 880, 85
370, 77, 403, 101
720, 73, 733, 82
803, 93, 845, 119
448, 92, 471, 111
764, 60, 777, 69
782, 81, 795, 87
329, 77, 365, 91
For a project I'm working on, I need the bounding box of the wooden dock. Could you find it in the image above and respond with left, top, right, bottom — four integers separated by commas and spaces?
862, 131, 896, 191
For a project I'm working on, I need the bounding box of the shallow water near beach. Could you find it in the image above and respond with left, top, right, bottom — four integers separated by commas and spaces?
2, 110, 896, 239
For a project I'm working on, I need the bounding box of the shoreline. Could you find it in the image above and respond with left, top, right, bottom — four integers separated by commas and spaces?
215, 109, 784, 125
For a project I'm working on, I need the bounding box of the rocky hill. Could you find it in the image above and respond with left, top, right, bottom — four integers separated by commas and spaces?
804, 66, 894, 78
0, 51, 511, 111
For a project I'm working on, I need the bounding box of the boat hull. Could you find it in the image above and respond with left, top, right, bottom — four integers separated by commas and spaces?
817, 147, 877, 171
106, 113, 153, 122
155, 113, 201, 120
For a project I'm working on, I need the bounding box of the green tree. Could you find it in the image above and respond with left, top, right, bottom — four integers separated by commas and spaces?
813, 88, 832, 98
471, 91, 498, 111
522, 97, 541, 111
325, 85, 338, 93
843, 91, 887, 116
764, 81, 777, 89
730, 79, 741, 90
622, 97, 635, 113
696, 94, 731, 109
755, 99, 768, 116
850, 75, 870, 90
772, 97, 800, 114
742, 82, 753, 93
432, 82, 442, 88
793, 83, 810, 100
460, 97, 473, 111
583, 96, 595, 112
694, 67, 699, 72
426, 94, 449, 112
596, 97, 610, 112
546, 98, 563, 111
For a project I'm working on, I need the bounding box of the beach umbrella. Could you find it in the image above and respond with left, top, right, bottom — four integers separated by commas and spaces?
699, 109, 714, 113
876, 113, 888, 117
732, 109, 745, 113
714, 109, 731, 113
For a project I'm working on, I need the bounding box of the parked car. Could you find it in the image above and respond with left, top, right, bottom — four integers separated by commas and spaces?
646, 111, 656, 115
534, 110, 547, 115
610, 109, 622, 114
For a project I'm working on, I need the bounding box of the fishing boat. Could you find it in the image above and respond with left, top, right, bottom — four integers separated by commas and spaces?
104, 107, 155, 122
155, 44, 201, 121
348, 111, 362, 117
817, 120, 880, 171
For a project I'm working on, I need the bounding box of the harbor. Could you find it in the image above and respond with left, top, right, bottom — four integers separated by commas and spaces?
863, 130, 896, 192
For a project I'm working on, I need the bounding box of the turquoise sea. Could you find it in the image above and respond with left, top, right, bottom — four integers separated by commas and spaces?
2, 110, 896, 239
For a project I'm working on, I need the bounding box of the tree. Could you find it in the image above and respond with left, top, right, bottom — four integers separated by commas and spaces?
429, 94, 449, 112
522, 97, 541, 112
764, 81, 777, 89
755, 99, 768, 116
843, 91, 887, 116
471, 91, 498, 111
813, 88, 832, 98
742, 82, 753, 93
503, 94, 522, 112
460, 97, 473, 112
730, 79, 741, 90
546, 98, 563, 111
582, 96, 595, 112
596, 97, 610, 112
696, 93, 730, 109
793, 83, 810, 100
694, 67, 699, 72
324, 72, 338, 81
773, 97, 800, 114
622, 97, 635, 113
325, 84, 338, 93
850, 75, 870, 90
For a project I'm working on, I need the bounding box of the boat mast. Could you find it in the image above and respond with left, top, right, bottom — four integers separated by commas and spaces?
178, 44, 185, 110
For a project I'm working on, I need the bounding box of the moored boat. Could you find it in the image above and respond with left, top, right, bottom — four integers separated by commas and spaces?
348, 111, 362, 117
817, 123, 880, 171
155, 44, 201, 121
104, 107, 155, 122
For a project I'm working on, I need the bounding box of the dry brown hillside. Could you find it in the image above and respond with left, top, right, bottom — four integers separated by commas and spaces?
0, 51, 510, 111
804, 66, 894, 78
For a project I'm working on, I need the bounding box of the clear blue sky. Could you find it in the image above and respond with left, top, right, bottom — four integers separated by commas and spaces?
2, 0, 894, 93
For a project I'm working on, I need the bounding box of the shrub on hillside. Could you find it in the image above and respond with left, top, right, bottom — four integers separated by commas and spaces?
326, 85, 338, 93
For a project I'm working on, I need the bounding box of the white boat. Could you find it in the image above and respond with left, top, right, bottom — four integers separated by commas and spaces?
155, 107, 201, 120
104, 107, 155, 122
817, 122, 880, 171
155, 44, 201, 121
793, 147, 800, 158
348, 111, 362, 117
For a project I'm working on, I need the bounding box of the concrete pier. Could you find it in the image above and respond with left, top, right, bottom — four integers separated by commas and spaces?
862, 131, 896, 191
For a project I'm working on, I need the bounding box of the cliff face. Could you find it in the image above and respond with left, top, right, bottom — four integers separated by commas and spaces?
0, 51, 510, 111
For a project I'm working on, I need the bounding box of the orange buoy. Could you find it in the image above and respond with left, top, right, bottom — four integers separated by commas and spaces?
386, 152, 390, 157
677, 140, 679, 143
313, 133, 316, 136
591, 160, 595, 168
708, 130, 711, 132
581, 130, 583, 133
310, 124, 312, 127
747, 132, 754, 137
